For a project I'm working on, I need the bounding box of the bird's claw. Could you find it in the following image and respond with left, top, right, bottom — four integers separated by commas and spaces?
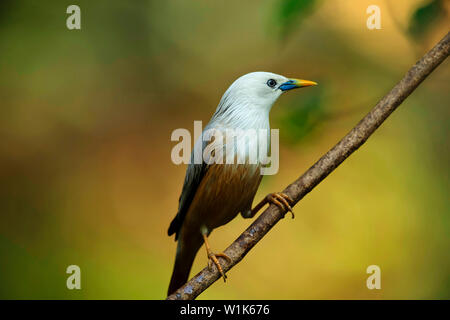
267, 192, 295, 219
207, 251, 231, 282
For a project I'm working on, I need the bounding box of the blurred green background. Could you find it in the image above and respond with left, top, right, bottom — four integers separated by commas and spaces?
0, 0, 449, 299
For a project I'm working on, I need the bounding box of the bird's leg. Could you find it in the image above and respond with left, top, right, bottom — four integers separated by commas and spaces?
202, 233, 231, 282
249, 192, 295, 219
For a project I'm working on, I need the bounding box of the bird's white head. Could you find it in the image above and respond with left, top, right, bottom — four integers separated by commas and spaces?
211, 72, 317, 128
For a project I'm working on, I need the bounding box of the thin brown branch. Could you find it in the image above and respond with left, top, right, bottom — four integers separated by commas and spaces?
167, 32, 450, 300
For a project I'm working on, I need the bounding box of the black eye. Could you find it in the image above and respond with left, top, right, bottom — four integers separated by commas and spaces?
267, 79, 277, 88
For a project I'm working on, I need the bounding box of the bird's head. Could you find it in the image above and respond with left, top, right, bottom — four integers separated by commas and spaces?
219, 71, 317, 114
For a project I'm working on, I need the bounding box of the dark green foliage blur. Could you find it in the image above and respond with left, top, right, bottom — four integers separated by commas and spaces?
408, 0, 444, 39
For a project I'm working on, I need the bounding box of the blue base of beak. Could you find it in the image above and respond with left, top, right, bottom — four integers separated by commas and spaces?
279, 80, 298, 91
279, 84, 298, 91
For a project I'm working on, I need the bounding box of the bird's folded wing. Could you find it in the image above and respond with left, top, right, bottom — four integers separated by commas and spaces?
168, 141, 209, 240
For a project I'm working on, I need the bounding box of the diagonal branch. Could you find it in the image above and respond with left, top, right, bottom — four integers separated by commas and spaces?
167, 32, 450, 300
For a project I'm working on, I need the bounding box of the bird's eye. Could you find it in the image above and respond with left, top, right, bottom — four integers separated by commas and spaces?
267, 79, 277, 88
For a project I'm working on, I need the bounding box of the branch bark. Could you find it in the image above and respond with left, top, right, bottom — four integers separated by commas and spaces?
167, 32, 450, 300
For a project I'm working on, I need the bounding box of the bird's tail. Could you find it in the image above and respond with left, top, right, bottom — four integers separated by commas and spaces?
168, 236, 203, 296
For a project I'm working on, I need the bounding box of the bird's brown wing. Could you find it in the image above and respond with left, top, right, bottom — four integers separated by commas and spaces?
168, 151, 208, 240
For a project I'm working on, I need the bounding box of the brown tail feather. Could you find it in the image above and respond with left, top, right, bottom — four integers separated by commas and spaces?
167, 237, 203, 296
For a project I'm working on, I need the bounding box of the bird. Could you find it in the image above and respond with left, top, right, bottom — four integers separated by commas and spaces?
167, 71, 317, 295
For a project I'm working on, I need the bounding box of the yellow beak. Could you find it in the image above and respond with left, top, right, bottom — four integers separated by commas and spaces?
279, 79, 318, 91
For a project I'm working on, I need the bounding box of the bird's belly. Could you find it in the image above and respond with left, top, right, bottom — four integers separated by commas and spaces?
183, 163, 261, 233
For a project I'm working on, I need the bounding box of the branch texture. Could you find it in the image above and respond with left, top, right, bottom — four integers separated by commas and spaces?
167, 32, 450, 300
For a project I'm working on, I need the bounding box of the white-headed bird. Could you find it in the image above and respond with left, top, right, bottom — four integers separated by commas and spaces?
168, 72, 317, 294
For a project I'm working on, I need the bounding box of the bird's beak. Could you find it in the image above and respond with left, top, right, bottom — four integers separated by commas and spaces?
279, 78, 317, 91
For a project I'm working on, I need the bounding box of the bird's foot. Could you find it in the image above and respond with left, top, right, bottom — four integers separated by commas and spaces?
266, 192, 295, 219
207, 251, 231, 282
